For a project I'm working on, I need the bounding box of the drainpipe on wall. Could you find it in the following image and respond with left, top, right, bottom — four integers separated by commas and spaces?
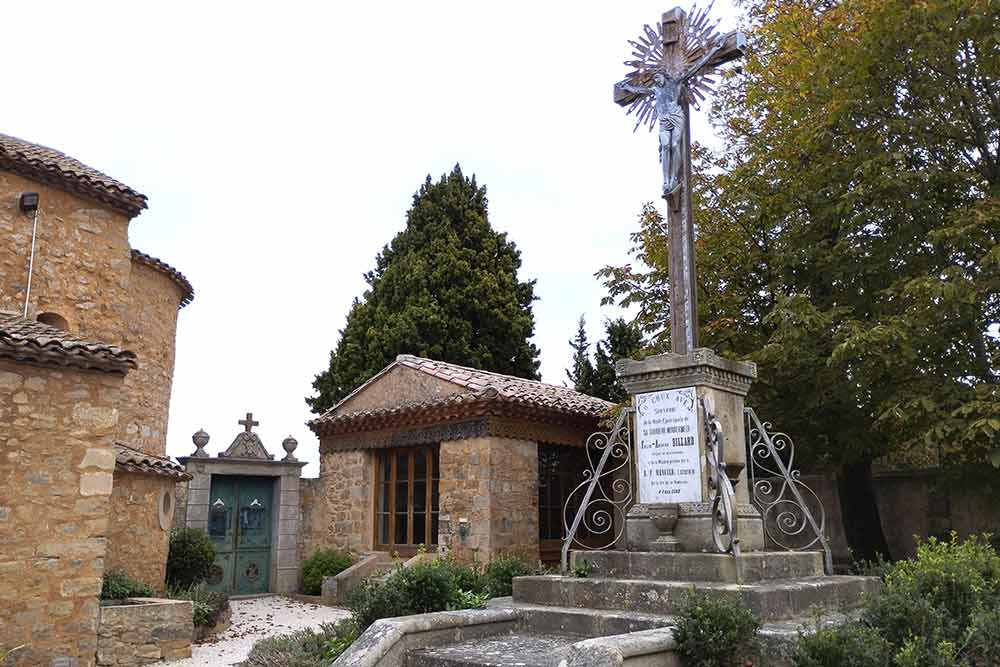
20, 193, 40, 318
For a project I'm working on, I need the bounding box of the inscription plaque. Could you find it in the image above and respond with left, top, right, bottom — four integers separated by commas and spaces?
635, 387, 702, 503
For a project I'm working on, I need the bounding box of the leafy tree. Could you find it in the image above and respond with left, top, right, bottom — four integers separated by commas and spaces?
566, 316, 597, 394
592, 317, 644, 403
308, 165, 541, 413
601, 0, 999, 561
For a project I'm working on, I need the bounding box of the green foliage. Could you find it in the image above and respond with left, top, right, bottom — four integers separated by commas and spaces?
792, 623, 891, 667
347, 554, 536, 630
673, 592, 761, 667
862, 534, 1000, 659
307, 165, 541, 413
571, 558, 592, 578
243, 621, 357, 667
166, 528, 216, 590
169, 583, 229, 629
300, 549, 354, 596
481, 553, 539, 598
100, 569, 153, 600
565, 315, 643, 402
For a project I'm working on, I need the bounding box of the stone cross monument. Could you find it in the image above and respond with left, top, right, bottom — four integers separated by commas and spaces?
614, 4, 763, 554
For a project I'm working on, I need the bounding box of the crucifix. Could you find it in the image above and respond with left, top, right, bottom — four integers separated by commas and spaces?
614, 4, 745, 355
238, 412, 259, 433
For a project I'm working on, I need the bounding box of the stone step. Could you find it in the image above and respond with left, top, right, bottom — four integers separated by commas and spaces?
488, 598, 672, 637
513, 575, 879, 622
407, 632, 579, 667
572, 550, 825, 583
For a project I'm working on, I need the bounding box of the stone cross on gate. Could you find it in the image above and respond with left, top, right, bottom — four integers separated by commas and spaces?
239, 412, 259, 433
614, 5, 745, 355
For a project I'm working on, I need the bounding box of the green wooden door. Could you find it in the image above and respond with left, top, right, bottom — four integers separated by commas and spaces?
205, 476, 272, 594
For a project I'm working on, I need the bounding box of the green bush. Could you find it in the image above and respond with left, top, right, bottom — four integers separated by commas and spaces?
169, 583, 229, 629
300, 549, 354, 596
101, 569, 153, 600
792, 623, 891, 667
862, 534, 1000, 655
481, 552, 538, 598
243, 620, 357, 667
432, 556, 484, 595
673, 592, 761, 667
166, 528, 216, 589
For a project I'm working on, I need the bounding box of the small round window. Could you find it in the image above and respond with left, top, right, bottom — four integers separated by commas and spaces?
36, 312, 69, 331
158, 489, 175, 530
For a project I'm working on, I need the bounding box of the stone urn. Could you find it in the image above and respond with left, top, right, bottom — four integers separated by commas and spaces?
648, 505, 681, 552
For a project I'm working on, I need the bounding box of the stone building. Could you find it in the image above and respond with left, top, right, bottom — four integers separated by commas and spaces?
304, 355, 612, 564
0, 132, 191, 665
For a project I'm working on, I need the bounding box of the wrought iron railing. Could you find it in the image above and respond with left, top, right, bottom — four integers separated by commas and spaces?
702, 398, 741, 560
560, 408, 634, 574
745, 407, 833, 574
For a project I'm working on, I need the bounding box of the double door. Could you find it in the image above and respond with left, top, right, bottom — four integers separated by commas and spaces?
206, 476, 272, 595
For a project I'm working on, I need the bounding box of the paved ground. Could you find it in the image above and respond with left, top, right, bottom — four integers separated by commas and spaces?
167, 595, 351, 666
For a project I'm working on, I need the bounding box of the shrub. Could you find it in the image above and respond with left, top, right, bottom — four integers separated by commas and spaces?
301, 549, 354, 596
792, 622, 891, 667
347, 572, 412, 631
862, 534, 1000, 653
169, 583, 229, 629
243, 621, 357, 667
166, 528, 216, 589
101, 569, 153, 600
481, 552, 538, 598
432, 557, 484, 595
673, 592, 761, 667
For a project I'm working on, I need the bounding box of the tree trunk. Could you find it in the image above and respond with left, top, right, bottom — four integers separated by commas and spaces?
837, 459, 892, 563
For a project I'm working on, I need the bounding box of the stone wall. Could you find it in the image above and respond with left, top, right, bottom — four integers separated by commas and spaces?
0, 171, 132, 345
105, 472, 176, 591
97, 598, 192, 666
0, 360, 123, 667
438, 437, 539, 563
118, 262, 183, 457
305, 450, 373, 554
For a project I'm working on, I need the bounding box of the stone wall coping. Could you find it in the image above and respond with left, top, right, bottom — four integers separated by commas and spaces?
177, 457, 306, 474
558, 627, 679, 666
334, 608, 521, 667
100, 597, 191, 612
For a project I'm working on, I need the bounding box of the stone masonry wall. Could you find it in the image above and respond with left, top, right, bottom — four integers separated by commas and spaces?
438, 437, 539, 563
97, 598, 192, 666
0, 171, 132, 345
0, 360, 123, 667
118, 263, 183, 457
306, 450, 373, 554
105, 472, 175, 591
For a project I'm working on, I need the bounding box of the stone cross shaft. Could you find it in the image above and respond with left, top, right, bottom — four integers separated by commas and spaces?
615, 6, 745, 355
239, 412, 259, 433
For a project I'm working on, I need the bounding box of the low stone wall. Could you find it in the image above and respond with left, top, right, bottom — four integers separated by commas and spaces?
97, 598, 192, 666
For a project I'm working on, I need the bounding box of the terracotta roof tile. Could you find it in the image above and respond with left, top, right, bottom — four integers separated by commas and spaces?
0, 312, 136, 374
131, 249, 194, 308
114, 443, 191, 480
0, 132, 147, 217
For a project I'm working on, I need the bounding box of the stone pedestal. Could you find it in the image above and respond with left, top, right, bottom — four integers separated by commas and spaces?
617, 348, 764, 553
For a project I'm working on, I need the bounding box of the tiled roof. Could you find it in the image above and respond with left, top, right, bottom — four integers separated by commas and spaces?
131, 250, 194, 308
395, 355, 612, 416
0, 312, 137, 374
310, 355, 612, 434
114, 443, 191, 480
0, 132, 147, 217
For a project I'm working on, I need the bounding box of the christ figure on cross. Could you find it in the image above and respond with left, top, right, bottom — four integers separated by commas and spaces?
616, 35, 730, 199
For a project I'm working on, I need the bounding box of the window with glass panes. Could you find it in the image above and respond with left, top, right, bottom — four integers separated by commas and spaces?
374, 446, 440, 553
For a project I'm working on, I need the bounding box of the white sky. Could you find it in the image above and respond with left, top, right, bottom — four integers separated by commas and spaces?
4, 1, 739, 476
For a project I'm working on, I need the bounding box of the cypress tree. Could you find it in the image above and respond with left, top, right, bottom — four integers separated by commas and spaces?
307, 165, 540, 413
566, 315, 596, 394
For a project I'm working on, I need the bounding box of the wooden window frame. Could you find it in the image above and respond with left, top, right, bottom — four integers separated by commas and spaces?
374, 445, 439, 556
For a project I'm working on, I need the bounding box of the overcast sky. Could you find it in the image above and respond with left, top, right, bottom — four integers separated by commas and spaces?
5, 1, 739, 475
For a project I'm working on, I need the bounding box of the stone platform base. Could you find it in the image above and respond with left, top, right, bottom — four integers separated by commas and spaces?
573, 550, 825, 583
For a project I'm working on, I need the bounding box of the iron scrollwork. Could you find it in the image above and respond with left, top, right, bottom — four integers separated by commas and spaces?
701, 398, 741, 558
745, 407, 833, 573
560, 408, 634, 573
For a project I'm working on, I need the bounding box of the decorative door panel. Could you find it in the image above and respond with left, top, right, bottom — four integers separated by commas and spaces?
205, 475, 273, 594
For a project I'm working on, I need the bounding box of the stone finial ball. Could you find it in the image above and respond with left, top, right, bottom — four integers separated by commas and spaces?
192, 429, 210, 448
282, 435, 298, 461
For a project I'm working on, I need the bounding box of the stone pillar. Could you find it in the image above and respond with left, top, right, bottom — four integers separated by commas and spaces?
619, 348, 764, 552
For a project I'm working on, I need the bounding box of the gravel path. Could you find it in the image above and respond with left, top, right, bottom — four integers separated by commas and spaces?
167, 595, 351, 666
